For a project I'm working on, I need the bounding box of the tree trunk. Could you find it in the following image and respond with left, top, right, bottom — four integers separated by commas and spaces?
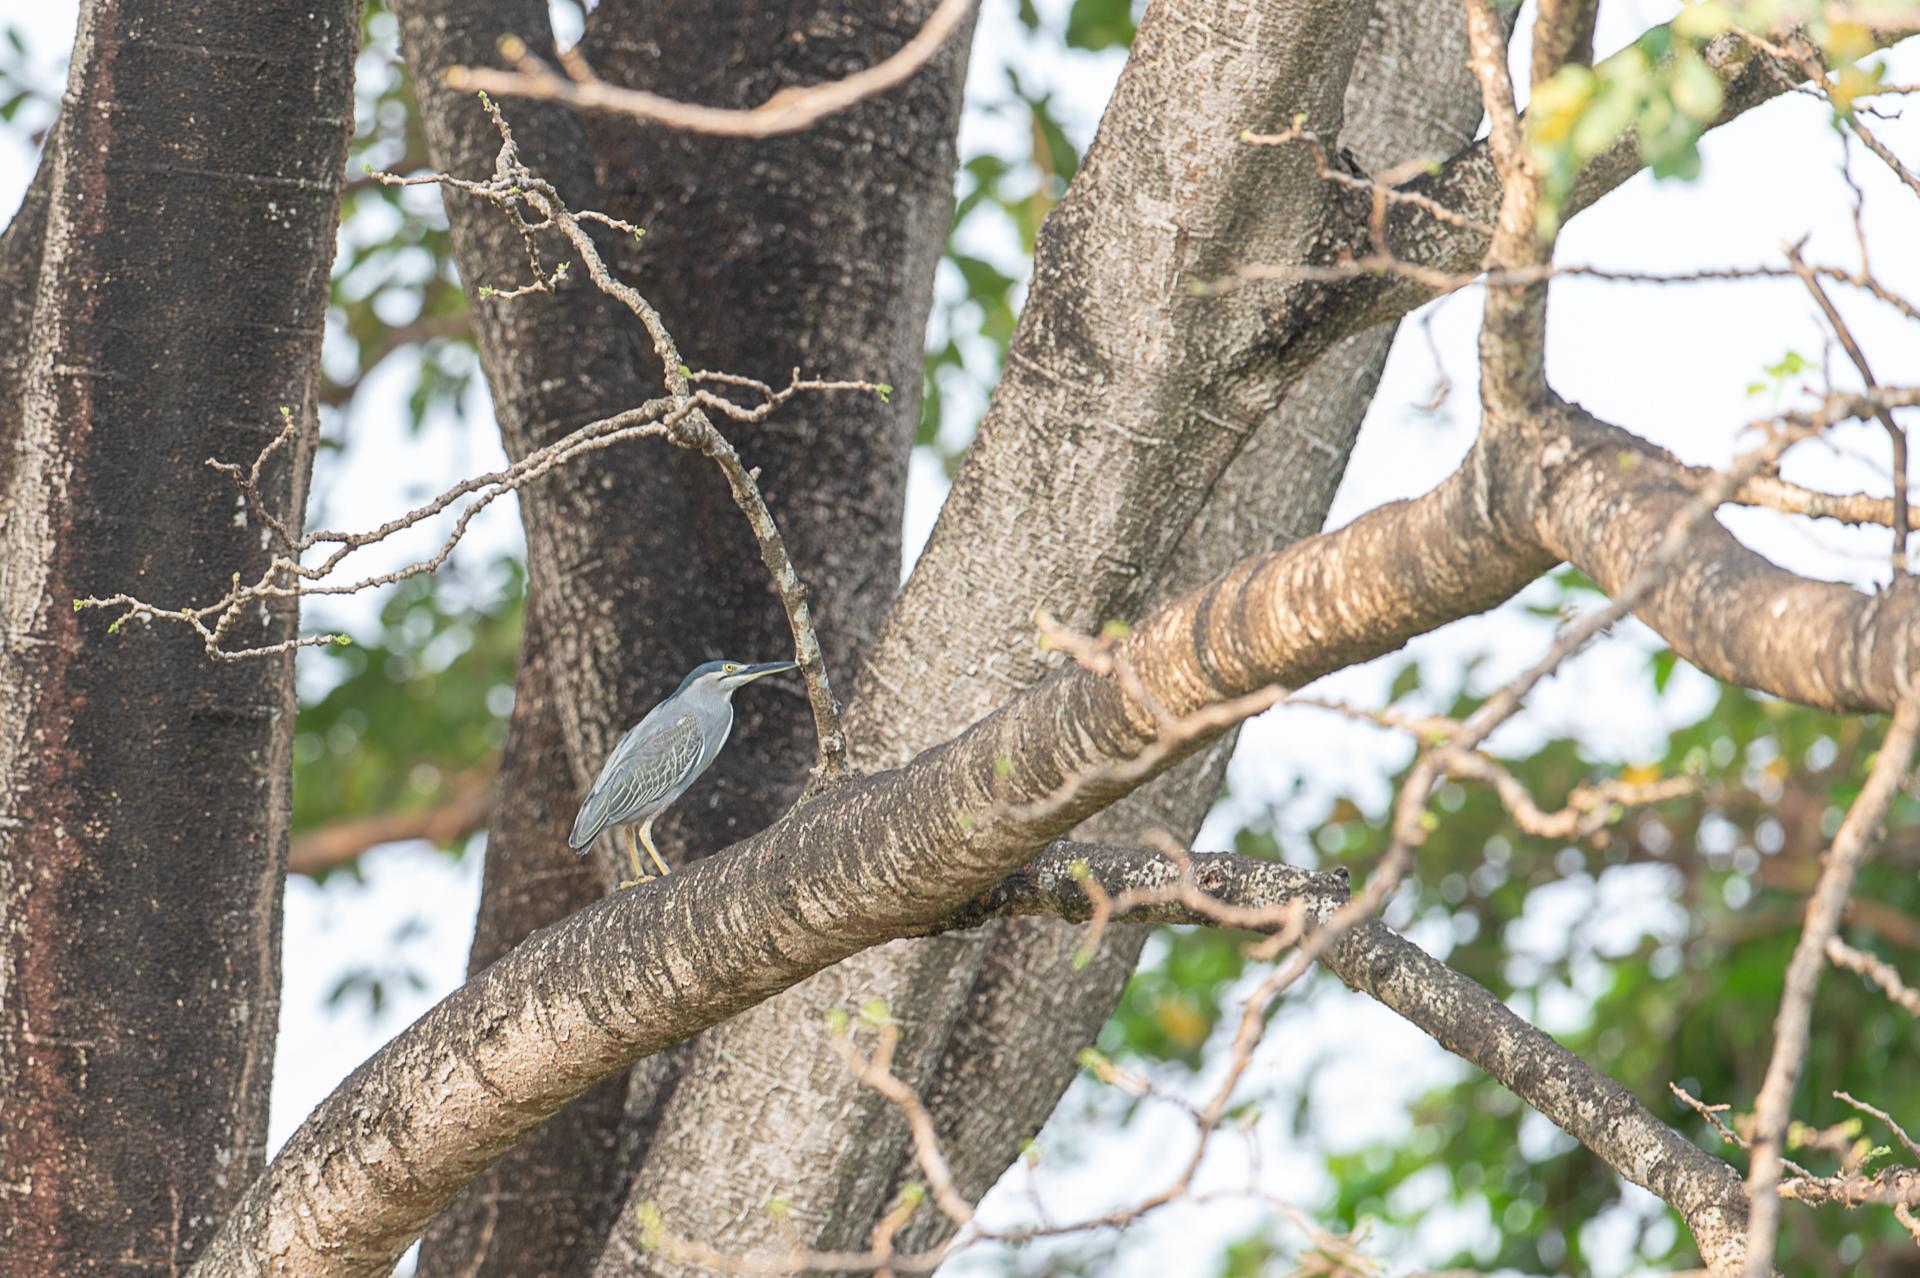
880, 1, 1503, 1240
0, 1, 357, 1271
402, 2, 970, 1272
398, 2, 716, 1271
570, 3, 977, 1266
587, 0, 1384, 1265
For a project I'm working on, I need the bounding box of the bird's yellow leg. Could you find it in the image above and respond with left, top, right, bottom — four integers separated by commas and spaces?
639, 818, 672, 877
620, 826, 649, 888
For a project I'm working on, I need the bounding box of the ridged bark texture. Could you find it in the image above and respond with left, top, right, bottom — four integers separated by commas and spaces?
878, 1, 1502, 1240
401, 1, 970, 1272
0, 0, 357, 1271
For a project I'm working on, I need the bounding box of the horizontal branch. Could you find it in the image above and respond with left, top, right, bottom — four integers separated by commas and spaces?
186, 442, 1551, 1277
936, 843, 1349, 933
286, 766, 495, 876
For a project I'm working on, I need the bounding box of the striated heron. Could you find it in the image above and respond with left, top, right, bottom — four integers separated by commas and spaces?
569, 659, 796, 884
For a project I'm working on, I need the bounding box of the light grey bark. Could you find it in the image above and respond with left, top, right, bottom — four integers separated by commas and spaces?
874, 0, 1502, 1249
187, 429, 1550, 1278
176, 7, 1910, 1273
183, 358, 1920, 1276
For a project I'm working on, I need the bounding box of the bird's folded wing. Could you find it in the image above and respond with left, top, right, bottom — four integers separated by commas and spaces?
589, 711, 704, 833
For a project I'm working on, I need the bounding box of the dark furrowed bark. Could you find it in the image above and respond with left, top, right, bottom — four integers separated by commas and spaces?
0, 1, 356, 1271
877, 0, 1500, 1246
415, 603, 629, 1277
577, 0, 972, 861
395, 1, 715, 1272
571, 5, 975, 1271
187, 444, 1547, 1278
402, 2, 971, 1268
396, 0, 710, 800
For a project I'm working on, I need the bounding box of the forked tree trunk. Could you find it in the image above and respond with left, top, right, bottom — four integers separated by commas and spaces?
0, 1, 358, 1271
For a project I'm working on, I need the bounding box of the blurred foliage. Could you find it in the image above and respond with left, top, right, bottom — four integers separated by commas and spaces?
325, 0, 477, 431
292, 563, 523, 870
0, 23, 55, 142
1527, 0, 1904, 232
1102, 575, 1920, 1276
919, 0, 1136, 472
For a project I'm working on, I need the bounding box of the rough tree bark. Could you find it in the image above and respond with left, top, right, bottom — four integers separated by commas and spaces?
10, 1, 1890, 1273
880, 2, 1504, 1242
398, 1, 972, 1272
0, 0, 358, 1272
575, 4, 979, 1268
396, 1, 714, 1268
588, 0, 1500, 1263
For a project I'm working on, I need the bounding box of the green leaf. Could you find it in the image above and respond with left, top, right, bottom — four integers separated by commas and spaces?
1651, 647, 1678, 694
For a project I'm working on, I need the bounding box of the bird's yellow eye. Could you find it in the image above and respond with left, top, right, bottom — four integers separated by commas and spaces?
723, 663, 739, 673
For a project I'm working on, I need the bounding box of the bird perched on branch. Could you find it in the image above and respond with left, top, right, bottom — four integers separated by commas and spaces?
569, 659, 797, 884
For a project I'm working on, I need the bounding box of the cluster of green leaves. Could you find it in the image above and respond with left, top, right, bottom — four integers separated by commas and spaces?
1527, 1, 1896, 232
292, 563, 523, 869
1099, 608, 1919, 1274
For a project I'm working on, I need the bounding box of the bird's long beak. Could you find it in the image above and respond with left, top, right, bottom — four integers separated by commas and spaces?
735, 660, 798, 683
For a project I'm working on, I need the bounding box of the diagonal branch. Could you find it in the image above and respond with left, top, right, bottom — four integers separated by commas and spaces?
185, 439, 1549, 1277
1742, 696, 1920, 1277
1526, 397, 1920, 716
1327, 918, 1753, 1271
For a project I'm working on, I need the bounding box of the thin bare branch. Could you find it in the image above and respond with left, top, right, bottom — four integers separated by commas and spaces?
1826, 938, 1920, 1016
1783, 239, 1911, 573
446, 0, 975, 138
1743, 696, 1920, 1278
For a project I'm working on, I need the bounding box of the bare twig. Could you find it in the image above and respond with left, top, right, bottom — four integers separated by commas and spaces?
1743, 696, 1920, 1278
1239, 120, 1493, 244
1216, 257, 1920, 327
1826, 938, 1920, 1016
1784, 238, 1911, 573
830, 1020, 974, 1229
446, 0, 976, 138
1836, 1091, 1920, 1162
78, 101, 867, 779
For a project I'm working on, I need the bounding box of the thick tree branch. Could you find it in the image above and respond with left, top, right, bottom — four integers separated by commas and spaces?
187, 442, 1547, 1277
1326, 919, 1753, 1272
286, 766, 496, 876
1527, 399, 1920, 716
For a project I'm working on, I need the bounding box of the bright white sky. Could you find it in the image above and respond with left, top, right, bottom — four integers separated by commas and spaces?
3, 3, 1916, 1274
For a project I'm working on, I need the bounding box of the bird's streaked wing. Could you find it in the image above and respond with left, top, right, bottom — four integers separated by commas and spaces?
573, 712, 703, 846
